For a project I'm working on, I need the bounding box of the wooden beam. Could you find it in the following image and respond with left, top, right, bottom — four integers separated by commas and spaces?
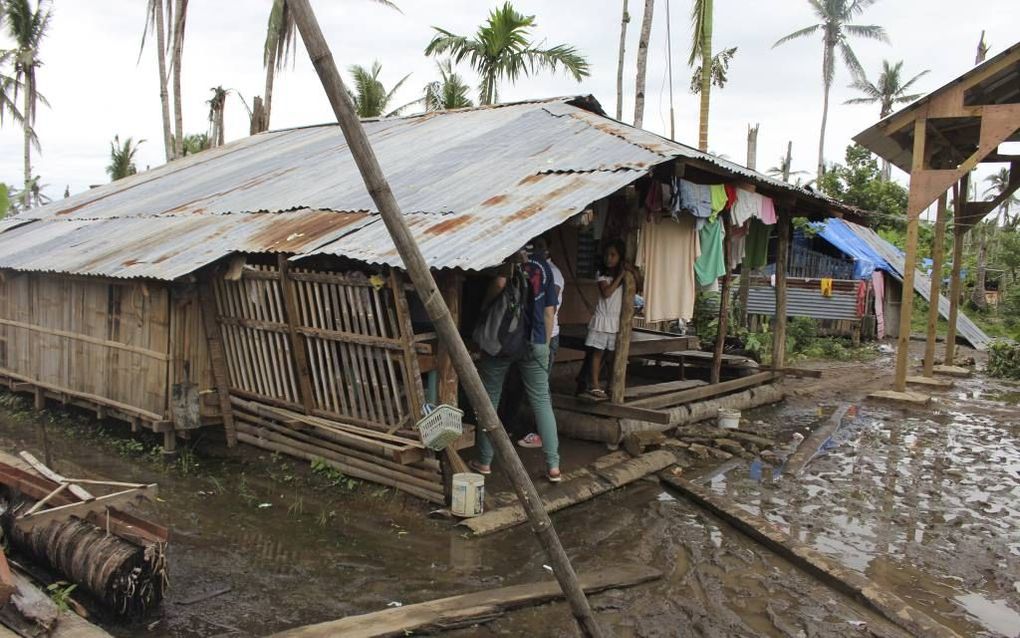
628, 372, 778, 410
772, 211, 790, 368
389, 271, 426, 425
197, 277, 238, 447
610, 272, 636, 404
896, 117, 928, 392
278, 256, 316, 414
16, 485, 158, 532
0, 318, 170, 361
944, 178, 968, 366
552, 394, 671, 424
435, 271, 461, 407
270, 565, 661, 638
18, 452, 93, 502
923, 192, 949, 377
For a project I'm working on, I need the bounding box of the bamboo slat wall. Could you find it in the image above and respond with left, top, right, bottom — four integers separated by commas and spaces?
0, 272, 172, 420
212, 265, 425, 432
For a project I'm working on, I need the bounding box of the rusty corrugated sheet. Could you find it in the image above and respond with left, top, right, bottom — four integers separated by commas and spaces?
746, 284, 861, 321
2, 96, 863, 279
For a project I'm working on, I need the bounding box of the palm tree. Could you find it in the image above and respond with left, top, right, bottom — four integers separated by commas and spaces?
615, 0, 629, 121
424, 2, 590, 107
767, 142, 809, 182
207, 86, 228, 146
984, 168, 1019, 227
3, 0, 51, 209
633, 0, 654, 127
169, 0, 189, 159
845, 59, 928, 180
348, 61, 412, 118
260, 0, 399, 133
106, 136, 145, 181
139, 0, 174, 161
423, 60, 473, 112
182, 132, 211, 156
773, 0, 888, 180
0, 183, 9, 219
689, 0, 714, 151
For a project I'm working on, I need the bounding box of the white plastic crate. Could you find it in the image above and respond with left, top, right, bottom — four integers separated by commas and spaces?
416, 404, 464, 451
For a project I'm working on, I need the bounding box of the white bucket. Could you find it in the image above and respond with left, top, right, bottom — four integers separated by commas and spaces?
451, 472, 485, 518
718, 408, 740, 430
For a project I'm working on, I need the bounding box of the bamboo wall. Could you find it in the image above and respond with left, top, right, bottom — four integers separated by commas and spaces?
0, 272, 173, 421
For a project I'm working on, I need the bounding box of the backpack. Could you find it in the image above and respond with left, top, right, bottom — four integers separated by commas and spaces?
473, 264, 531, 358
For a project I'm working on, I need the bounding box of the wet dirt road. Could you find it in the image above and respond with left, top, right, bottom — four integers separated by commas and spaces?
0, 346, 1016, 637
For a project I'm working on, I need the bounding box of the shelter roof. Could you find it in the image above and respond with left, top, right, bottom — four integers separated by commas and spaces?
2, 96, 865, 280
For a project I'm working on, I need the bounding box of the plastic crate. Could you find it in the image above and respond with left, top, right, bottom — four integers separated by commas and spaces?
416, 404, 464, 451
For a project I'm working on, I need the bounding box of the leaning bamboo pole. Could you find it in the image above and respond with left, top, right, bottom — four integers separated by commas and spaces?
286, 2, 605, 635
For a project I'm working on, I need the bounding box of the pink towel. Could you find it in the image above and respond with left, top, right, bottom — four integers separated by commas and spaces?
759, 196, 777, 225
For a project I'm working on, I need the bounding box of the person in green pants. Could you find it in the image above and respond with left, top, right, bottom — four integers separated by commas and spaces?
470, 239, 561, 482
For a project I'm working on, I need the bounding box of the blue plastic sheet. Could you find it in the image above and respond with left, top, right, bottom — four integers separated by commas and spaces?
816, 219, 895, 280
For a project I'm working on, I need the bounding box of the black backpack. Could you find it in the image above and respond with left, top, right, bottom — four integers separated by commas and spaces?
473, 264, 531, 358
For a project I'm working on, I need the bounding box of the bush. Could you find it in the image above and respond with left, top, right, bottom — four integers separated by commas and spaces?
987, 340, 1020, 380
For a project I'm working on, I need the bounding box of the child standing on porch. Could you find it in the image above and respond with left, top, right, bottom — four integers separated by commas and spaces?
584, 239, 631, 400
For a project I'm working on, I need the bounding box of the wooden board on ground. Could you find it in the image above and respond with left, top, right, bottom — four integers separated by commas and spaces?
269, 564, 662, 638
551, 395, 671, 425
867, 389, 931, 406
931, 364, 971, 377
782, 404, 850, 477
905, 375, 954, 388
628, 372, 779, 410
623, 379, 707, 400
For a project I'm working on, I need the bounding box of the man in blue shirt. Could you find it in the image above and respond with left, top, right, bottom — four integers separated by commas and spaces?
471, 238, 561, 482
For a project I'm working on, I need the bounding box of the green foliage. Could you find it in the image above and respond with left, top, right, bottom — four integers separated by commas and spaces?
347, 61, 411, 118
987, 340, 1020, 380
818, 145, 908, 220
46, 581, 77, 613
423, 59, 473, 112
106, 135, 144, 181
310, 458, 359, 491
689, 47, 738, 94
424, 1, 590, 106
182, 133, 210, 156
693, 291, 720, 345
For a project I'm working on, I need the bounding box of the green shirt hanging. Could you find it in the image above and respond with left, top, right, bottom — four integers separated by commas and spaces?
694, 218, 726, 286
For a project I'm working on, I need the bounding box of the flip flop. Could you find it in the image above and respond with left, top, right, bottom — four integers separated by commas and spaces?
468, 460, 491, 475
547, 468, 562, 483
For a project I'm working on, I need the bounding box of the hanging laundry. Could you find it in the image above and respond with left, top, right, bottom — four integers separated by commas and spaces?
872, 271, 885, 338
677, 178, 714, 218
725, 184, 738, 211
638, 214, 700, 322
744, 218, 771, 270
759, 195, 778, 225
731, 189, 761, 227
710, 184, 728, 215
644, 179, 664, 213
820, 277, 834, 297
855, 281, 868, 316
728, 222, 748, 271
695, 218, 727, 286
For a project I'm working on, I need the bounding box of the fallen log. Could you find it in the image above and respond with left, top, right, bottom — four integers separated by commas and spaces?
460, 450, 677, 537
0, 568, 57, 636
269, 564, 662, 638
782, 404, 851, 477
660, 471, 961, 638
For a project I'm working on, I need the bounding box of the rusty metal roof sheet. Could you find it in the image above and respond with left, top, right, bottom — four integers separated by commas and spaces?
3, 96, 861, 278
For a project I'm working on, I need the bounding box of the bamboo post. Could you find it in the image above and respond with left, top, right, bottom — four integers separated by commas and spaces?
772, 210, 790, 369
894, 118, 928, 392
278, 255, 317, 413
922, 192, 948, 376
198, 276, 238, 447
711, 217, 733, 384
610, 271, 636, 404
390, 271, 426, 422
286, 4, 605, 634
436, 271, 461, 407
944, 178, 967, 366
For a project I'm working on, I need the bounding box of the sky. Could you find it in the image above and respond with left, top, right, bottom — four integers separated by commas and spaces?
0, 0, 1017, 205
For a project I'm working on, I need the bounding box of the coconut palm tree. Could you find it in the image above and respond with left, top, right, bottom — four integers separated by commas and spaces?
168, 0, 188, 158
423, 60, 473, 112
182, 132, 210, 156
615, 0, 629, 121
767, 142, 809, 182
3, 0, 51, 209
773, 0, 888, 180
207, 86, 229, 146
106, 136, 145, 181
139, 0, 174, 161
984, 168, 1019, 227
425, 2, 590, 106
260, 0, 399, 133
845, 59, 928, 179
689, 0, 714, 151
633, 0, 654, 127
347, 61, 412, 118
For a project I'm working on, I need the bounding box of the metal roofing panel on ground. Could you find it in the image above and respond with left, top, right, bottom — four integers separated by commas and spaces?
842, 221, 991, 350
0, 211, 370, 280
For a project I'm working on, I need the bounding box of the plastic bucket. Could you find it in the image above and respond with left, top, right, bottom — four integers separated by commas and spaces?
451, 472, 485, 517
718, 408, 740, 430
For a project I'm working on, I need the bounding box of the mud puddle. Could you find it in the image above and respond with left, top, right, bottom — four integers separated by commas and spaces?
0, 392, 909, 637
707, 374, 1020, 638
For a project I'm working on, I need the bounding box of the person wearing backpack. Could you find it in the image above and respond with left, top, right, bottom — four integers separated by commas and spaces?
470, 238, 562, 482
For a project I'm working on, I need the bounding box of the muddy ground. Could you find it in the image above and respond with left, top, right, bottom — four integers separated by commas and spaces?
0, 341, 1017, 637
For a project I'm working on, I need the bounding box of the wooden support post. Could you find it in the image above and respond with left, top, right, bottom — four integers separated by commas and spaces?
711, 217, 733, 384
772, 210, 790, 368
33, 386, 44, 411
895, 118, 928, 392
923, 192, 949, 376
278, 255, 317, 413
610, 272, 636, 404
390, 271, 426, 423
287, 2, 606, 634
162, 430, 177, 455
944, 178, 968, 366
435, 271, 461, 407
197, 277, 238, 447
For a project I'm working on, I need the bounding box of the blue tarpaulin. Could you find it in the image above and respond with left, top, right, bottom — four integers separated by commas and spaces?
816, 218, 895, 279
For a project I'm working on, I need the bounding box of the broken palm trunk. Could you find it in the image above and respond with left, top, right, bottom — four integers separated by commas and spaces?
0, 461, 168, 617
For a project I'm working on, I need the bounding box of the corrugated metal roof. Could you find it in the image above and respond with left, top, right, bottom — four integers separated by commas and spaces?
842, 220, 991, 350
747, 285, 860, 321
3, 96, 863, 279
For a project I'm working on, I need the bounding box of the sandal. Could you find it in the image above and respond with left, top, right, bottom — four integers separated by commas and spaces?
468, 460, 491, 476
586, 388, 608, 400
547, 468, 562, 483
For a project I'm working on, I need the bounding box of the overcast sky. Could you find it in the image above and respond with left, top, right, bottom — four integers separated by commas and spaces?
0, 0, 1016, 203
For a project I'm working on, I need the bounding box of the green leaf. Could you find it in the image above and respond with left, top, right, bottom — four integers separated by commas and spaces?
0, 183, 8, 219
